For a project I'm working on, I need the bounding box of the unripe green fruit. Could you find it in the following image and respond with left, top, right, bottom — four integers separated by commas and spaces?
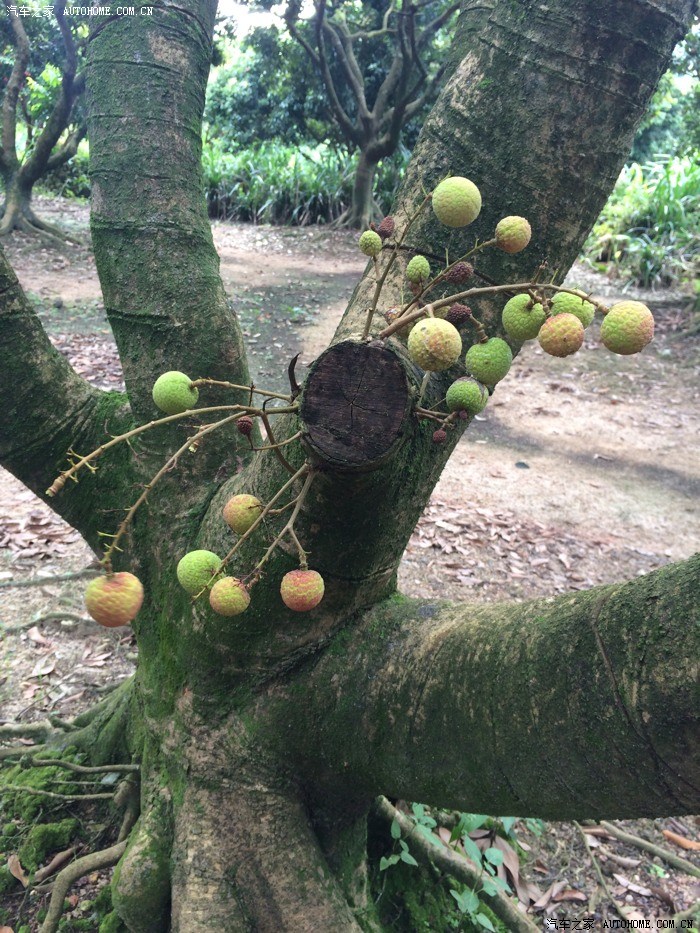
152, 371, 199, 415
550, 290, 595, 328
445, 377, 489, 415
431, 176, 482, 227
281, 569, 325, 612
176, 549, 223, 595
85, 572, 144, 627
406, 255, 430, 283
600, 301, 654, 355
464, 338, 512, 386
359, 230, 382, 257
502, 294, 546, 341
538, 312, 584, 357
209, 577, 250, 617
223, 494, 263, 535
407, 318, 462, 372
495, 216, 531, 253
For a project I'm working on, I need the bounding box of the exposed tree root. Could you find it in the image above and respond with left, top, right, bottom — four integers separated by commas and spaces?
376, 797, 538, 933
598, 821, 700, 878
0, 567, 98, 589
38, 839, 128, 933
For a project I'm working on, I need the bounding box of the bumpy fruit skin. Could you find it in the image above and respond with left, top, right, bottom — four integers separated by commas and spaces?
376, 216, 395, 239
432, 429, 447, 444
209, 577, 250, 617
446, 377, 489, 415
359, 230, 383, 257
502, 294, 546, 341
538, 312, 584, 357
550, 290, 595, 328
280, 569, 325, 612
406, 255, 430, 283
464, 338, 512, 386
445, 303, 472, 327
176, 549, 223, 595
85, 572, 143, 627
444, 261, 474, 284
237, 416, 254, 437
407, 318, 462, 372
495, 216, 531, 253
152, 371, 198, 415
223, 494, 263, 535
600, 301, 654, 355
432, 176, 482, 227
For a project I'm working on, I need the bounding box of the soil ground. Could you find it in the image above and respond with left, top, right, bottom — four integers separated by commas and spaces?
1, 196, 698, 930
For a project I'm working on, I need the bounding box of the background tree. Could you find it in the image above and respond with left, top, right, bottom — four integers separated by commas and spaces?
282, 0, 459, 227
0, 0, 698, 930
0, 2, 86, 241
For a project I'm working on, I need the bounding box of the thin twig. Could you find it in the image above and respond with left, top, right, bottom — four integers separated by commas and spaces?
0, 784, 115, 801
248, 469, 317, 580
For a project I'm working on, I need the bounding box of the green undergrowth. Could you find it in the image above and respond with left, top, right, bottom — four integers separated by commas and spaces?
0, 749, 124, 927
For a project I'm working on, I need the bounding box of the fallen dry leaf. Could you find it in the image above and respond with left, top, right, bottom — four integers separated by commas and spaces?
613, 873, 653, 897
553, 889, 588, 903
662, 829, 700, 851
7, 854, 29, 888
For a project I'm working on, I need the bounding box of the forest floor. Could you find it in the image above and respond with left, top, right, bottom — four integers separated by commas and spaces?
0, 195, 699, 931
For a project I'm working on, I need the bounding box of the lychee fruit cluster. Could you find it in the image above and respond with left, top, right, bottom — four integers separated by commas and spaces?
495, 216, 531, 254
465, 338, 512, 386
446, 377, 489, 415
359, 230, 383, 258
280, 569, 324, 611
223, 494, 263, 535
407, 318, 462, 371
601, 301, 654, 355
406, 255, 431, 284
538, 312, 584, 357
432, 176, 482, 227
152, 371, 199, 415
550, 289, 595, 328
176, 549, 223, 595
502, 294, 546, 342
85, 572, 144, 627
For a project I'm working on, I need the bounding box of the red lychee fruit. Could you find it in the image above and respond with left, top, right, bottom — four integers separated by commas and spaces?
280, 569, 325, 612
85, 572, 144, 627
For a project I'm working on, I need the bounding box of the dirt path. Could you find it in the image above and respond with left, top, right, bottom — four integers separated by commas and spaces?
1, 196, 699, 929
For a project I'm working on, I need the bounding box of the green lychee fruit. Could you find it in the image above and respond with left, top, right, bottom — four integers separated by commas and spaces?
209, 577, 250, 617
445, 377, 489, 415
495, 216, 532, 253
538, 312, 584, 357
550, 289, 595, 328
407, 318, 462, 372
431, 176, 482, 227
85, 572, 144, 627
406, 255, 430, 283
280, 569, 325, 612
176, 549, 223, 595
464, 338, 512, 386
359, 230, 382, 257
600, 301, 654, 355
223, 494, 263, 535
152, 371, 199, 415
502, 294, 546, 341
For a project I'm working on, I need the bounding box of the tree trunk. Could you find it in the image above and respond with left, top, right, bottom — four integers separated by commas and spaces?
1, 0, 698, 930
344, 149, 379, 228
0, 166, 75, 246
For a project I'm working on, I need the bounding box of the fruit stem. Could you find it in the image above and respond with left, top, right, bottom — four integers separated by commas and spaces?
189, 378, 292, 402
101, 411, 246, 572
362, 193, 432, 340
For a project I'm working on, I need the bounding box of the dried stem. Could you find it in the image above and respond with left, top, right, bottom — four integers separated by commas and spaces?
194, 463, 311, 598
189, 378, 292, 402
379, 282, 599, 339
258, 411, 299, 474
362, 193, 432, 339
102, 412, 244, 570
248, 469, 317, 578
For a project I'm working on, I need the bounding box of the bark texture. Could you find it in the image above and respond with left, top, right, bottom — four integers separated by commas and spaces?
1, 0, 698, 930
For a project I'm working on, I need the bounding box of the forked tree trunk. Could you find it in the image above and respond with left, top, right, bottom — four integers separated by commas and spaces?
0, 0, 698, 930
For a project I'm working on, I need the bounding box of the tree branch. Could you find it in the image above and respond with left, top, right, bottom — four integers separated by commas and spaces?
279, 555, 700, 820
45, 122, 87, 172
2, 7, 30, 168
0, 246, 134, 544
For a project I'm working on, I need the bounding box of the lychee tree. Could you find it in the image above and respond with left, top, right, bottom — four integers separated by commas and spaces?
1, 1, 699, 931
